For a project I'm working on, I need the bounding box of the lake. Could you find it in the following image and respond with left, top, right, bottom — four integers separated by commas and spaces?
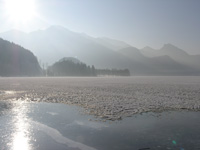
0, 100, 200, 150
0, 76, 200, 150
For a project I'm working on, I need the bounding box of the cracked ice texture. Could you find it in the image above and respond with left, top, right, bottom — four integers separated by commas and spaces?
0, 76, 200, 120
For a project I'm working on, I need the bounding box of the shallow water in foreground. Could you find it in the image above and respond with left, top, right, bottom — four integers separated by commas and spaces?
0, 101, 200, 150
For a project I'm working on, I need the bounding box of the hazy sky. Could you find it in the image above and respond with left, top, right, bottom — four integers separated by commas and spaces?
0, 0, 200, 54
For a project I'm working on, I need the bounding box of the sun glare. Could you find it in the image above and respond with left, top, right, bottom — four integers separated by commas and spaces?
5, 0, 36, 24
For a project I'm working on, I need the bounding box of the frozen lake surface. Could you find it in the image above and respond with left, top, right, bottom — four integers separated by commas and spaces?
0, 101, 200, 150
0, 76, 200, 120
0, 76, 200, 149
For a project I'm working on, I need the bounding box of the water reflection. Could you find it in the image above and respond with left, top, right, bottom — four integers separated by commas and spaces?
0, 101, 200, 150
11, 102, 32, 150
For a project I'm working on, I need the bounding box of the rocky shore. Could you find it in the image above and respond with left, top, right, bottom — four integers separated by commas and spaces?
0, 77, 200, 121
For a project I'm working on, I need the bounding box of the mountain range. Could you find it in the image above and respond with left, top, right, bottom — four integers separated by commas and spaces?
0, 25, 200, 75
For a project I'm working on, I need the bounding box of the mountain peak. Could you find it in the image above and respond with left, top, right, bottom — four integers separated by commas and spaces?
161, 43, 188, 56
142, 46, 155, 51
162, 43, 179, 49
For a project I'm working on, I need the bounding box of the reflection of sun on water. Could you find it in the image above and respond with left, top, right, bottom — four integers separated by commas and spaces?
13, 130, 30, 150
12, 102, 32, 150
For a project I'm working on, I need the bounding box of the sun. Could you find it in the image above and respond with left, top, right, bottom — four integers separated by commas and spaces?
5, 0, 36, 24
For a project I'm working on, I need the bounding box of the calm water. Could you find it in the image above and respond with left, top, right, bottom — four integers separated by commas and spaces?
0, 101, 200, 150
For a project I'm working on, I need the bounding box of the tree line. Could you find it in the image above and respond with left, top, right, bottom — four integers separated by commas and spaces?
46, 58, 130, 77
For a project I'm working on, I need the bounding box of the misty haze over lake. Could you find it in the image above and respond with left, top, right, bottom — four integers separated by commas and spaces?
1, 25, 200, 76
0, 0, 200, 150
